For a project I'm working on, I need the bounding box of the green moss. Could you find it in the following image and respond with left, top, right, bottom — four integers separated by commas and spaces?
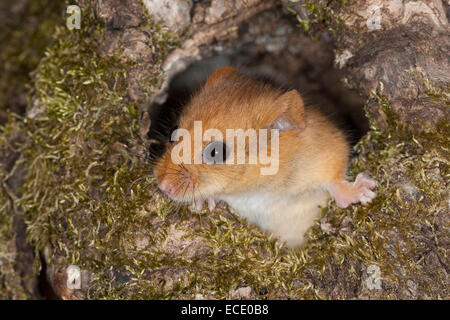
0, 1, 448, 300
2, 3, 182, 299
0, 115, 29, 299
0, 0, 64, 299
342, 106, 449, 298
285, 0, 350, 37
0, 197, 28, 299
407, 71, 450, 108
0, 0, 64, 119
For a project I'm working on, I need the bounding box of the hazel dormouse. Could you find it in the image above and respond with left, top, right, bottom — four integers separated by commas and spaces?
155, 67, 376, 247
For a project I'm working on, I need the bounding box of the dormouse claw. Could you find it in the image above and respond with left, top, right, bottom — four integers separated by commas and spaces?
207, 198, 216, 211
190, 199, 204, 212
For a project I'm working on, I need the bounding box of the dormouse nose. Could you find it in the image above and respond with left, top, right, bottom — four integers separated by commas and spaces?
158, 177, 175, 196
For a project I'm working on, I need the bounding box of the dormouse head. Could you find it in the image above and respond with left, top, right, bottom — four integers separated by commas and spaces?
154, 66, 306, 203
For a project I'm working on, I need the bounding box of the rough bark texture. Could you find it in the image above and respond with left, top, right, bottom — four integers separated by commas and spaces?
336, 0, 449, 129
0, 0, 448, 300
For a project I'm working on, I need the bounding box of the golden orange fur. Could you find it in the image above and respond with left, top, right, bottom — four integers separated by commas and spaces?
155, 67, 376, 247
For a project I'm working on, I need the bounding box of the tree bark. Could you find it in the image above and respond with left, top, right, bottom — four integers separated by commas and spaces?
335, 0, 449, 129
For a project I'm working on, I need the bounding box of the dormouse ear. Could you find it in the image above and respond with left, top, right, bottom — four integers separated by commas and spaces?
268, 90, 306, 131
206, 66, 237, 86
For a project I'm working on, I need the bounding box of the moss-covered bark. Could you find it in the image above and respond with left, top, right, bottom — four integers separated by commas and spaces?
0, 0, 64, 122
0, 0, 448, 299
0, 0, 65, 299
0, 119, 30, 299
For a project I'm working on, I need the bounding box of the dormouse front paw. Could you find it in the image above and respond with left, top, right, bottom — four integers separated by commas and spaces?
353, 173, 377, 205
328, 173, 377, 209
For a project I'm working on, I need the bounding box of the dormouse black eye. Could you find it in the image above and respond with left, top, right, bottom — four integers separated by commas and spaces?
203, 141, 229, 164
